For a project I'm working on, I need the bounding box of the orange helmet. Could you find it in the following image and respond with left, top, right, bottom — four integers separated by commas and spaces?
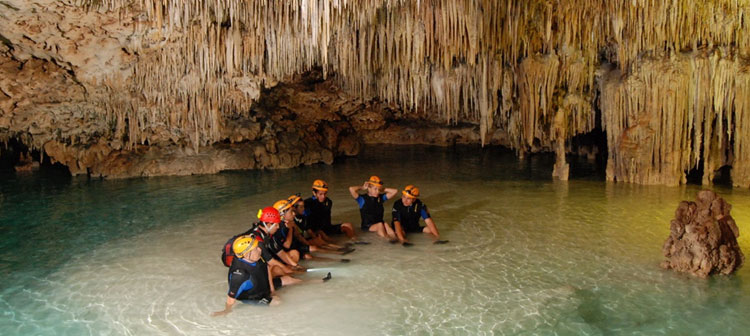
367, 175, 383, 186
312, 179, 328, 191
257, 206, 281, 224
402, 185, 420, 198
273, 194, 301, 215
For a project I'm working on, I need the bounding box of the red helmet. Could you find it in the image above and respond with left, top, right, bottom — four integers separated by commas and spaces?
257, 206, 281, 224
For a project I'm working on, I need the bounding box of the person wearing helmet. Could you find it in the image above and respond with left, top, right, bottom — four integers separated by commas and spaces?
211, 235, 301, 315
391, 185, 445, 245
349, 176, 398, 238
250, 206, 300, 276
304, 179, 358, 243
272, 196, 306, 269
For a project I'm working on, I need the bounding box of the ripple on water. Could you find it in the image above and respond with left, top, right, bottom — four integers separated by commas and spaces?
4, 148, 750, 335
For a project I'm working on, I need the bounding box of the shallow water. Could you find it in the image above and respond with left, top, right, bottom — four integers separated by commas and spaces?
2, 145, 750, 335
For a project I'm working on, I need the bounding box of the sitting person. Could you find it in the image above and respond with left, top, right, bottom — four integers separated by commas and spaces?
251, 206, 302, 276
349, 176, 398, 238
392, 185, 447, 245
211, 235, 301, 315
305, 179, 358, 243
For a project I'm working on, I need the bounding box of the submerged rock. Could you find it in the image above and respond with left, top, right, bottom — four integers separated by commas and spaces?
661, 190, 743, 278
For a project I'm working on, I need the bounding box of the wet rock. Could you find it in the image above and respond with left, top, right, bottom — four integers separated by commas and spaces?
661, 190, 744, 277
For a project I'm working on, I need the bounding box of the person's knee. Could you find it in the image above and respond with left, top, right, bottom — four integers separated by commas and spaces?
289, 250, 300, 262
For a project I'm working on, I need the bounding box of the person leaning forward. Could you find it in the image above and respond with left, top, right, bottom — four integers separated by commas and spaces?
349, 176, 398, 239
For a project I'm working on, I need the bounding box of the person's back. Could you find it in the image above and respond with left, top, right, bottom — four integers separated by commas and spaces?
227, 250, 272, 302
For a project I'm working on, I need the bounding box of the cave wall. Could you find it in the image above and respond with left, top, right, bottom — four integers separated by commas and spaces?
1, 0, 749, 185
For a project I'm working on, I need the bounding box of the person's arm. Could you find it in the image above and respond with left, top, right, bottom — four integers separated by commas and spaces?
267, 264, 276, 294
293, 226, 312, 246
425, 217, 440, 240
211, 296, 237, 317
282, 222, 295, 249
383, 188, 398, 199
349, 183, 366, 199
394, 220, 407, 243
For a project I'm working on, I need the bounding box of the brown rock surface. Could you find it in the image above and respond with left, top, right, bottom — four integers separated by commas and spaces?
661, 190, 744, 277
2, 1, 750, 184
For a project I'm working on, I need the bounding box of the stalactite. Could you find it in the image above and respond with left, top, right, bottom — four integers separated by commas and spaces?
66, 0, 750, 185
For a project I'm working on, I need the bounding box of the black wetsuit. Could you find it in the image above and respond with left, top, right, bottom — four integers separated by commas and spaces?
305, 196, 343, 235
250, 225, 279, 262
289, 215, 311, 255
391, 199, 431, 233
356, 193, 388, 230
226, 255, 281, 303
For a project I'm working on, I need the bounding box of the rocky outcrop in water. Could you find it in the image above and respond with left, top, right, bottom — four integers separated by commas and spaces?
661, 190, 744, 278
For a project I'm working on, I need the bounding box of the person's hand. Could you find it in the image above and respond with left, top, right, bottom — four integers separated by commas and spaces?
362, 181, 369, 189
211, 310, 229, 317
270, 295, 281, 306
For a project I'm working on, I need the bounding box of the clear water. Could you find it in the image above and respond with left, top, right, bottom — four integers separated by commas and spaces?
2, 145, 750, 335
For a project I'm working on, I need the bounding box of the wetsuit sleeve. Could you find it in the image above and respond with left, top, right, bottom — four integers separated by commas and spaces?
381, 194, 388, 202
259, 243, 273, 262
420, 203, 431, 220
228, 269, 252, 299
356, 195, 365, 208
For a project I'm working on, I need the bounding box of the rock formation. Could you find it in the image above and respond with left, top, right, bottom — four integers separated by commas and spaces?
661, 190, 743, 278
1, 1, 750, 184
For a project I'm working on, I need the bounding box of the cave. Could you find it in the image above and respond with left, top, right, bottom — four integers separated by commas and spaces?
2, 1, 749, 334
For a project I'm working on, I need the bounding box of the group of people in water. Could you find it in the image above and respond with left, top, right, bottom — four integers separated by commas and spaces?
212, 176, 446, 315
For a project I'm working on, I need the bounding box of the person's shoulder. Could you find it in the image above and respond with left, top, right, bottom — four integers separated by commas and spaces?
304, 197, 315, 204
393, 198, 404, 207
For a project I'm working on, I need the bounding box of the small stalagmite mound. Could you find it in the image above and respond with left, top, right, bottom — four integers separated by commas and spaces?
661, 190, 744, 278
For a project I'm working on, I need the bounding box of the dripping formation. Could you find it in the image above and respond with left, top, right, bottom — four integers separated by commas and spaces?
0, 0, 749, 185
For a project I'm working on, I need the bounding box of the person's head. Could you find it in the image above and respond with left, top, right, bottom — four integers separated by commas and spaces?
401, 185, 420, 206
366, 175, 383, 196
273, 194, 302, 223
233, 235, 262, 262
293, 198, 305, 216
312, 179, 328, 202
257, 206, 281, 234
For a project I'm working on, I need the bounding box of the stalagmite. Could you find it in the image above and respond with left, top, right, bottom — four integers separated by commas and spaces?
661, 190, 743, 277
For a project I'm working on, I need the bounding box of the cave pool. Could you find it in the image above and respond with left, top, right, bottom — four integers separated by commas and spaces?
2, 145, 750, 335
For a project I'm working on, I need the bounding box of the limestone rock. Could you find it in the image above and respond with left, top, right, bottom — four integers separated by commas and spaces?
661, 190, 744, 278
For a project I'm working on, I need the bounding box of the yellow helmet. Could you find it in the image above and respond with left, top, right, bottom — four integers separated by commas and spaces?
312, 179, 328, 191
402, 185, 420, 198
233, 235, 259, 256
273, 194, 301, 215
367, 175, 383, 186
